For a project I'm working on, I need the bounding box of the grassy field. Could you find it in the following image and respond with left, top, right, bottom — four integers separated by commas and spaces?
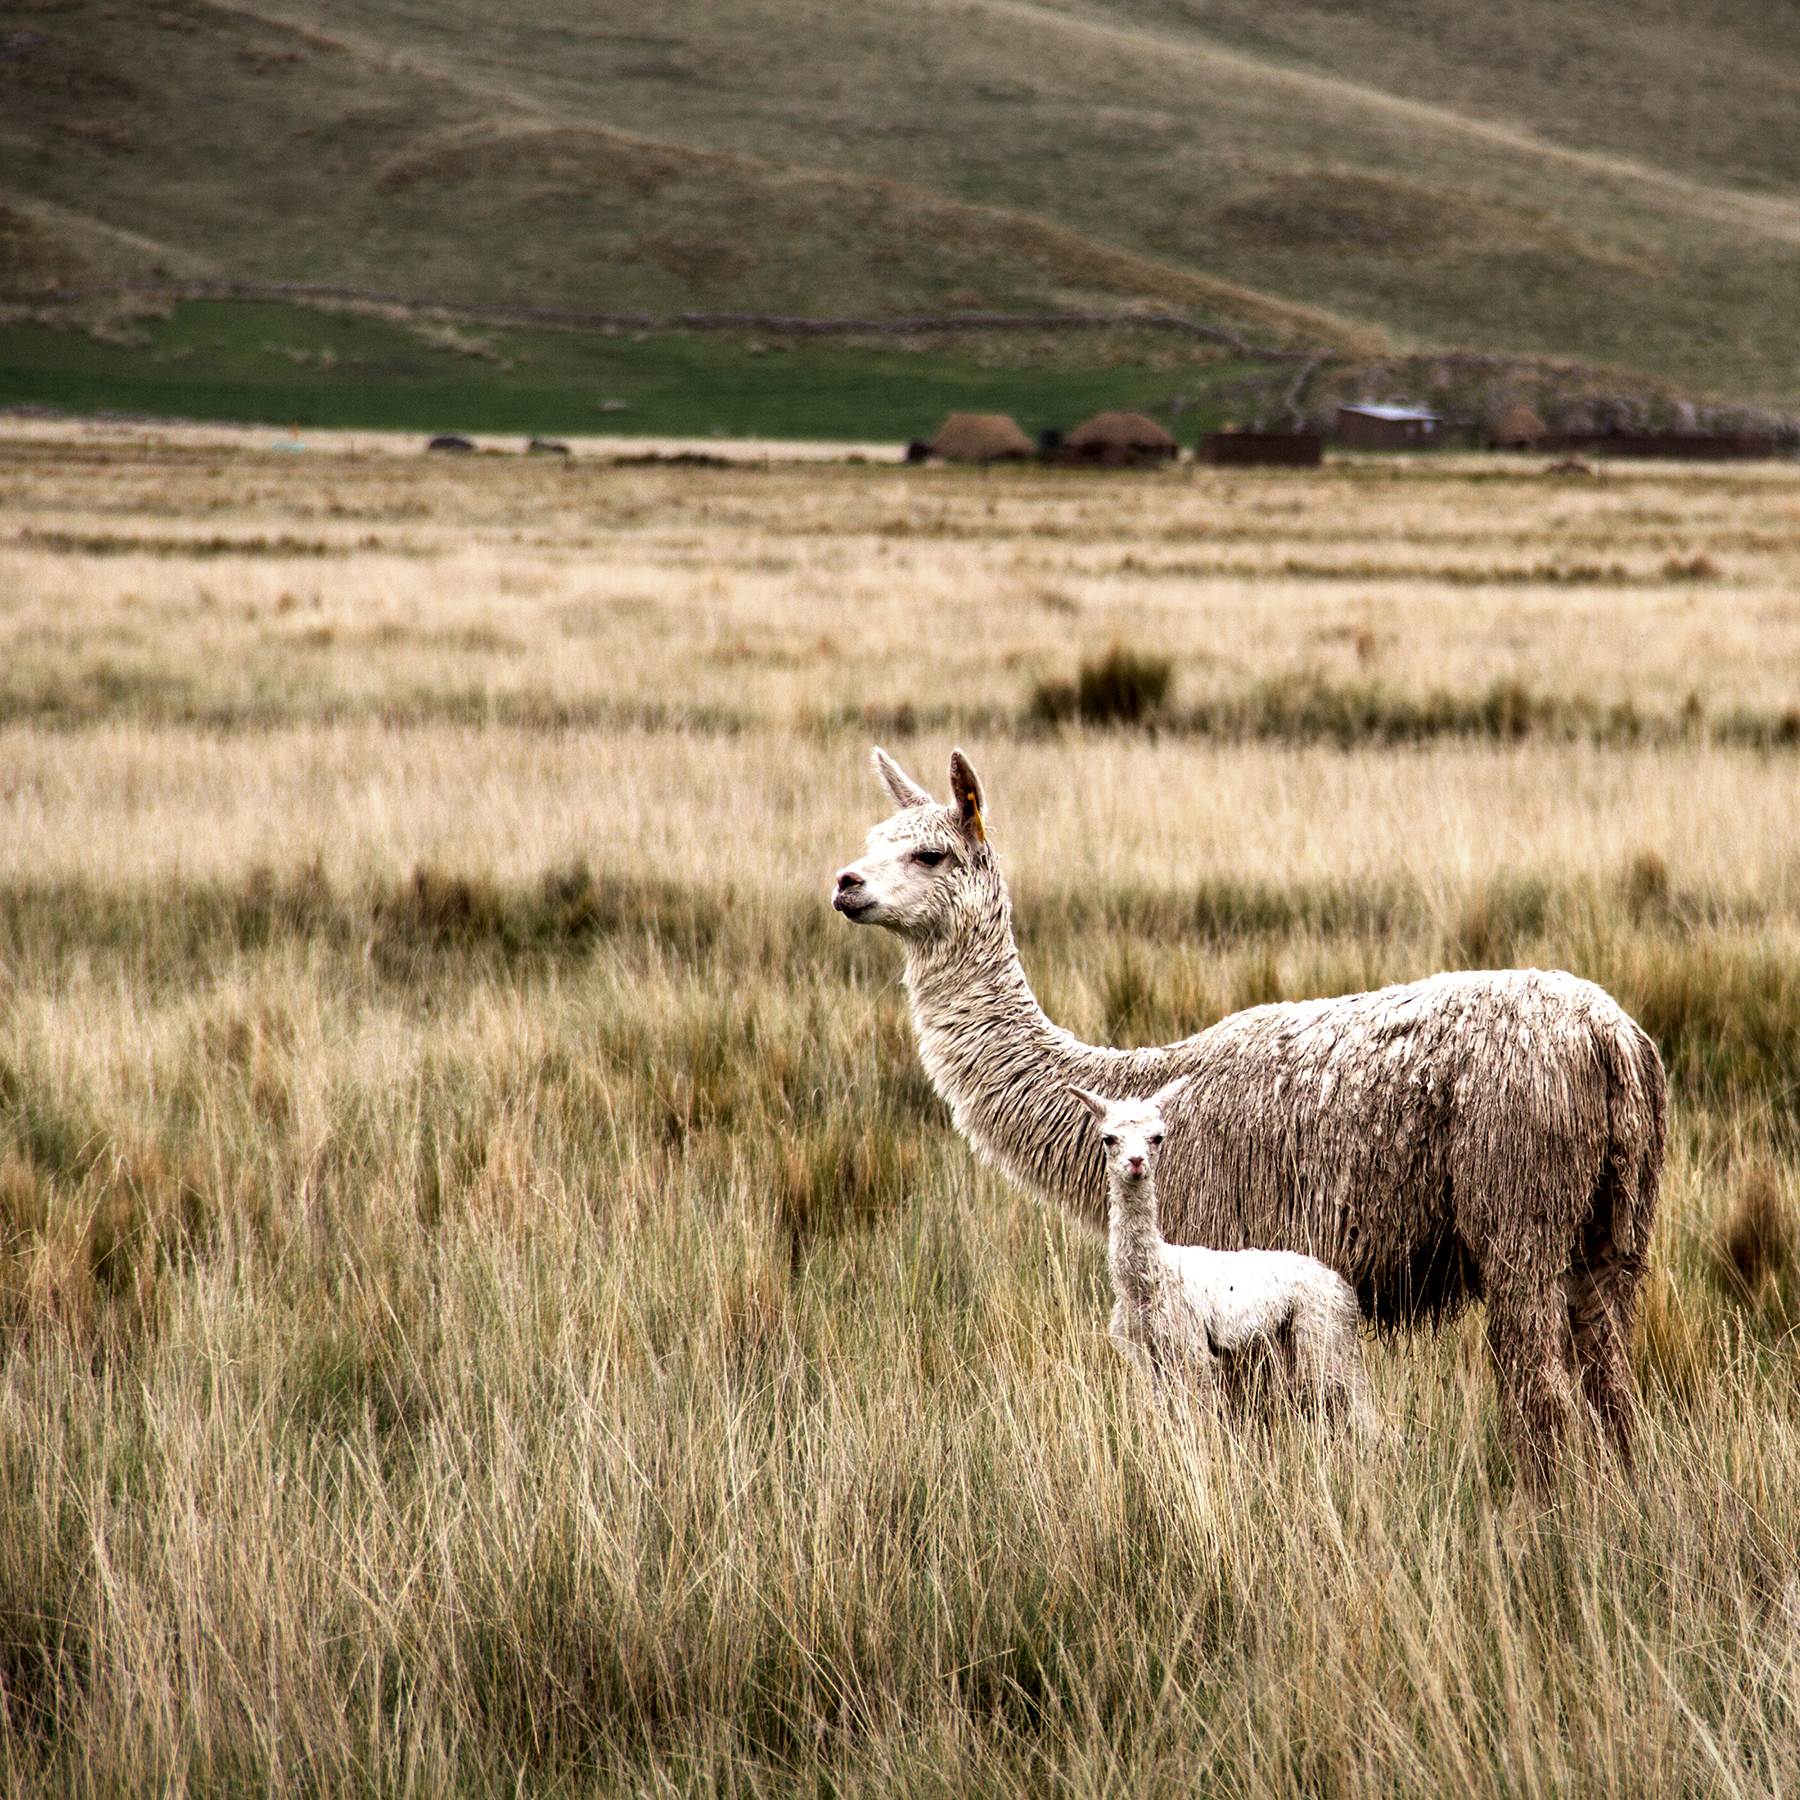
8, 0, 1800, 400
0, 300, 1274, 441
1, 435, 1798, 1795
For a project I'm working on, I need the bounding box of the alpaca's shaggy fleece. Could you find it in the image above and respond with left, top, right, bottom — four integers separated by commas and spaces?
1077, 1082, 1379, 1432
833, 747, 1668, 1484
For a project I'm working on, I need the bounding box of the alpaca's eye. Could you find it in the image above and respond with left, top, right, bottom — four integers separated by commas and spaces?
1102, 1135, 1118, 1149
912, 849, 947, 868
1148, 1133, 1164, 1146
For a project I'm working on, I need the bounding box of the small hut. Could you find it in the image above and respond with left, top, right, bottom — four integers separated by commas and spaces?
1336, 404, 1441, 450
1058, 411, 1177, 468
1199, 431, 1322, 467
1489, 406, 1547, 450
929, 413, 1034, 463
1535, 432, 1779, 461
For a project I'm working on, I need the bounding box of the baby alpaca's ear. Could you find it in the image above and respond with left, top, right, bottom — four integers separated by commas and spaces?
1067, 1085, 1109, 1120
1150, 1074, 1192, 1112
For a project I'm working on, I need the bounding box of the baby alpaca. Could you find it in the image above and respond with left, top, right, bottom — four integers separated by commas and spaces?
1073, 1079, 1378, 1432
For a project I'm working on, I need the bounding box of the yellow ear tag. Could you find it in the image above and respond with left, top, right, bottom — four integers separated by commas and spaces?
967, 802, 986, 843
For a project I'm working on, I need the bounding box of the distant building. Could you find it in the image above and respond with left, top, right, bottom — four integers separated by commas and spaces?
1536, 431, 1780, 461
1056, 410, 1177, 467
1336, 404, 1442, 449
1488, 406, 1547, 450
929, 413, 1034, 463
1199, 431, 1322, 467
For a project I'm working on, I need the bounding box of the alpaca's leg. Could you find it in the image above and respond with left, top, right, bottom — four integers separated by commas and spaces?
1568, 1233, 1642, 1471
1109, 1301, 1152, 1376
1296, 1318, 1376, 1435
1293, 1298, 1379, 1434
1179, 1339, 1222, 1401
1335, 1331, 1381, 1437
1287, 1306, 1334, 1416
1109, 1325, 1151, 1375
1485, 1280, 1580, 1493
1460, 1137, 1595, 1489
1275, 1321, 1301, 1397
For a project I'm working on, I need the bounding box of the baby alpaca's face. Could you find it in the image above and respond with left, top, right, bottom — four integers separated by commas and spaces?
1094, 1100, 1168, 1186
1069, 1076, 1189, 1187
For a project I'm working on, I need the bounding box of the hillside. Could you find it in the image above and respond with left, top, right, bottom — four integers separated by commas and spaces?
5, 0, 1800, 400
1095, 0, 1800, 200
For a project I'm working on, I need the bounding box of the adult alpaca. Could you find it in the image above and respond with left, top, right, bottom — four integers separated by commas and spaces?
832, 747, 1667, 1486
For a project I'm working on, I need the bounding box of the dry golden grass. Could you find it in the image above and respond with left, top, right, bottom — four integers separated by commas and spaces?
4, 725, 1800, 911
0, 438, 1797, 1796
5, 440, 1800, 727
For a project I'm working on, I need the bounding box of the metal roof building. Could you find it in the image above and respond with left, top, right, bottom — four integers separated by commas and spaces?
1336, 403, 1443, 449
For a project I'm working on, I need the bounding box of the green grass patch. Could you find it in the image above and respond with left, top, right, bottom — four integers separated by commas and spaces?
0, 300, 1260, 441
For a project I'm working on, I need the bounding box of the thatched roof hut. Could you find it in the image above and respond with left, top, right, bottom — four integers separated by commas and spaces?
1058, 411, 1177, 467
930, 413, 1034, 463
1489, 406, 1547, 449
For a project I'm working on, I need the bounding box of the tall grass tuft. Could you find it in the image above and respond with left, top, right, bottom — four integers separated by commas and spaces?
1077, 641, 1175, 726
1715, 1166, 1797, 1335
1032, 642, 1175, 728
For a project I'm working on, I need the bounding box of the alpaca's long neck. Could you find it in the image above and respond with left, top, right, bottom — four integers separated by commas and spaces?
902, 894, 1166, 1233
1107, 1177, 1167, 1311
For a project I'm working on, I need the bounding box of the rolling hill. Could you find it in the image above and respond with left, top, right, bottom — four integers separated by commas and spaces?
4, 0, 1800, 403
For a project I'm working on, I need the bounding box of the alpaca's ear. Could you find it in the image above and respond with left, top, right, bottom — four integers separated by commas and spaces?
1067, 1085, 1109, 1120
872, 746, 932, 810
1150, 1074, 1192, 1112
948, 748, 986, 842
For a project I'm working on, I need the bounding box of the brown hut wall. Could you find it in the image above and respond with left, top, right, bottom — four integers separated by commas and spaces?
1200, 433, 1322, 467
1535, 433, 1779, 460
1337, 412, 1441, 450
